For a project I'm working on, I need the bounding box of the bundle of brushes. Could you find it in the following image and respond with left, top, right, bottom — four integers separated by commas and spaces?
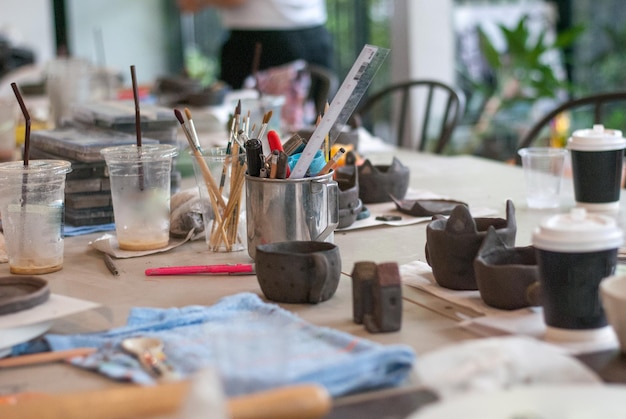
174, 106, 252, 251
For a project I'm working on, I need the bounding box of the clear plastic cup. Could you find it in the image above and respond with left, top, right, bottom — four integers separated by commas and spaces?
0, 160, 72, 274
190, 147, 246, 252
518, 147, 567, 209
101, 144, 178, 251
45, 58, 94, 128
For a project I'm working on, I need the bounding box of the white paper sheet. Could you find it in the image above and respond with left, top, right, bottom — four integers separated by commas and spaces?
400, 261, 619, 354
0, 294, 100, 330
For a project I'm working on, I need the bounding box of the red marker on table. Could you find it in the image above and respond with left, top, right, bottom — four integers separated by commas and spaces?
145, 264, 255, 276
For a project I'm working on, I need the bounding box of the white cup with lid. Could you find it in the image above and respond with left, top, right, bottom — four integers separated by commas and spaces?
532, 207, 623, 344
567, 124, 626, 212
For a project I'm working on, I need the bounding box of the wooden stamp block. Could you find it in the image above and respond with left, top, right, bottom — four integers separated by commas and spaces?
351, 261, 377, 324
352, 261, 402, 333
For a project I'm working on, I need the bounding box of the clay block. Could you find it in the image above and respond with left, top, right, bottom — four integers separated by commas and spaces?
352, 261, 403, 333
363, 262, 402, 333
351, 261, 377, 324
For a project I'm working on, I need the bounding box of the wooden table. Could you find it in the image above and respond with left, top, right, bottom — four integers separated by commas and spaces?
2, 151, 625, 417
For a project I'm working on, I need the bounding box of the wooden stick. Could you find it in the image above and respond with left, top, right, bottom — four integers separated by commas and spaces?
0, 382, 331, 419
0, 348, 96, 368
174, 109, 226, 210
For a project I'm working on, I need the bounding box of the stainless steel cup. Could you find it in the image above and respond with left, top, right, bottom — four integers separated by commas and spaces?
245, 172, 338, 259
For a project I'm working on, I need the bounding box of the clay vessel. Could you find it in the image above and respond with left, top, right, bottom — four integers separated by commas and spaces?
0, 276, 50, 315
337, 163, 359, 209
474, 226, 541, 310
425, 200, 517, 290
355, 157, 410, 204
336, 165, 361, 228
255, 241, 341, 304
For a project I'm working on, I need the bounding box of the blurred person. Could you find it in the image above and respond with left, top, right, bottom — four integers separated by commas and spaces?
177, 0, 334, 91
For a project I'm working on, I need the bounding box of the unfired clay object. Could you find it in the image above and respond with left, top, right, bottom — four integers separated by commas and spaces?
351, 261, 402, 333
353, 157, 410, 204
255, 241, 341, 304
0, 276, 50, 315
390, 195, 468, 217
474, 226, 541, 310
337, 164, 359, 209
337, 164, 361, 229
425, 200, 517, 290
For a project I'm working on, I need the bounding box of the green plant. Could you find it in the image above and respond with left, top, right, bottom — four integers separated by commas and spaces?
471, 15, 584, 139
184, 46, 217, 87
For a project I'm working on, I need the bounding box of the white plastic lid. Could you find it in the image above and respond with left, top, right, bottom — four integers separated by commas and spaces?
567, 124, 626, 151
532, 208, 623, 252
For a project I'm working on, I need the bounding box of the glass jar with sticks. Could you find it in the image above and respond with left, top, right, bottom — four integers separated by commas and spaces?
176, 108, 247, 252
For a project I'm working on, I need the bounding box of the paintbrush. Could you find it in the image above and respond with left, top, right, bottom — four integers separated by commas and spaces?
184, 108, 203, 153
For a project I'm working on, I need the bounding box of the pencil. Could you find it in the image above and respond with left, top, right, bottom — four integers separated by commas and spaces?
317, 147, 345, 175
103, 254, 119, 277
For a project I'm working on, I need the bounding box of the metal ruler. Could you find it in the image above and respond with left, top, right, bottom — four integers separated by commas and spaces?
289, 44, 390, 178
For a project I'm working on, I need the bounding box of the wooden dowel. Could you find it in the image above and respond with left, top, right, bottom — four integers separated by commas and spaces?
0, 382, 331, 419
0, 348, 96, 369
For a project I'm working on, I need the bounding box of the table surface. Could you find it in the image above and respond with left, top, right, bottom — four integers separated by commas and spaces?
2, 150, 626, 417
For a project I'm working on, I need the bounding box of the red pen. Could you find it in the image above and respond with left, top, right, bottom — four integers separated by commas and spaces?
145, 264, 255, 276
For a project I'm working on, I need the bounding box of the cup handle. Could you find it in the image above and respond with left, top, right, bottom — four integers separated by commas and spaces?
313, 180, 338, 242
526, 281, 542, 307
308, 253, 330, 303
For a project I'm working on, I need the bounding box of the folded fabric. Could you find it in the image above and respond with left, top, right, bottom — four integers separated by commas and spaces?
64, 223, 116, 237
39, 292, 416, 397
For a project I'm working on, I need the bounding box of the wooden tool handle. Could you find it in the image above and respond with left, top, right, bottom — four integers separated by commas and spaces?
0, 348, 96, 368
229, 384, 331, 419
0, 381, 331, 419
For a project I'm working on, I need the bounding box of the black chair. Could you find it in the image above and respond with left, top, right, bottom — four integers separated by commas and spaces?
353, 79, 466, 154
516, 91, 626, 163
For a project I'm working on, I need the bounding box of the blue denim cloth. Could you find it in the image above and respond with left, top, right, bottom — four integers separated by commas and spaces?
64, 223, 116, 237
34, 293, 416, 397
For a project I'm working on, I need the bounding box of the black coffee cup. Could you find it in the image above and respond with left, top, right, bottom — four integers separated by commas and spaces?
567, 125, 626, 212
532, 208, 623, 341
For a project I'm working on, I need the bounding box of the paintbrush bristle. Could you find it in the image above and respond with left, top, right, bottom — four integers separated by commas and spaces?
184, 108, 193, 121
173, 109, 185, 125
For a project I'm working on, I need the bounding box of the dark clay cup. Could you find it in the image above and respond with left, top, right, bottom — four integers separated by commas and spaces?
255, 241, 341, 304
354, 157, 410, 204
474, 226, 541, 310
425, 200, 517, 290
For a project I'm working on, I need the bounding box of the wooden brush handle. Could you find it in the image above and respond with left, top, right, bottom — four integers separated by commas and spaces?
0, 381, 332, 419
229, 384, 331, 419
